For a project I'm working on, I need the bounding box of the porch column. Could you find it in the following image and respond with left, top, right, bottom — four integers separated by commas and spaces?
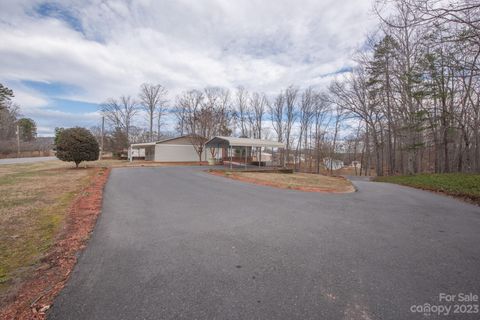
258, 146, 261, 167
245, 146, 247, 169
272, 147, 275, 168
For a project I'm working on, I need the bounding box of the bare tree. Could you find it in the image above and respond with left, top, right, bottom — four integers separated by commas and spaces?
216, 88, 233, 136
329, 68, 385, 176
235, 86, 249, 137
0, 100, 20, 140
313, 92, 330, 173
284, 85, 299, 164
177, 90, 205, 161
101, 96, 138, 143
413, 0, 480, 31
174, 88, 235, 161
328, 104, 346, 175
250, 92, 267, 139
139, 83, 168, 141
270, 91, 284, 142
173, 99, 188, 135
176, 89, 222, 162
296, 87, 316, 170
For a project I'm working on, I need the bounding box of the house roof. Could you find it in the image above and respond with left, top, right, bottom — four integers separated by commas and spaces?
155, 136, 192, 144
130, 136, 192, 148
131, 135, 285, 148
205, 136, 285, 148
130, 142, 156, 148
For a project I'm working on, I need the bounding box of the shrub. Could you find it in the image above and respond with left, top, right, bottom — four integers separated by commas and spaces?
55, 127, 99, 167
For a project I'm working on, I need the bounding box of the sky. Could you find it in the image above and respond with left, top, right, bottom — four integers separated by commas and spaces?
0, 0, 377, 136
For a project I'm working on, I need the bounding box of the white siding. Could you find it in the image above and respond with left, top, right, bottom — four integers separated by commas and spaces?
154, 144, 206, 162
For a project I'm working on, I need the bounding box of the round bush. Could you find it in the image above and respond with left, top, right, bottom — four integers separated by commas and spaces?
55, 127, 99, 167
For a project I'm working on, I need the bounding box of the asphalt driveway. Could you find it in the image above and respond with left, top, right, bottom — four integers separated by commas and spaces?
49, 167, 480, 319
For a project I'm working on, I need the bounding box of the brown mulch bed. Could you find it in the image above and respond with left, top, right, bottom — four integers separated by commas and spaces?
0, 167, 111, 320
209, 170, 355, 193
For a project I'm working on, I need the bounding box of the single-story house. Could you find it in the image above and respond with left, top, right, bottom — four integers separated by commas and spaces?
129, 136, 209, 162
130, 135, 285, 164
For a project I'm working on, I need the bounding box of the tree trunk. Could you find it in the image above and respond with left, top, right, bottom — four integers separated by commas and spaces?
150, 111, 154, 142
443, 123, 449, 173
157, 113, 162, 141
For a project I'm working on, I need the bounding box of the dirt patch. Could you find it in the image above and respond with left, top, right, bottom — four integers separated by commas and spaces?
0, 167, 110, 319
209, 170, 355, 193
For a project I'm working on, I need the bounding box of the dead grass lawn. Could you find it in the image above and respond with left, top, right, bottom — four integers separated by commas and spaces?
0, 160, 94, 303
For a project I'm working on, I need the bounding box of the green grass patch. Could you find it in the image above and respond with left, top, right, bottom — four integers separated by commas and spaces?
0, 190, 76, 290
375, 173, 480, 204
0, 161, 93, 301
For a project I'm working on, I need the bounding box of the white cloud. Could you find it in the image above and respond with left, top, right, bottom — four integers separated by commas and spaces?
8, 85, 49, 110
0, 0, 377, 135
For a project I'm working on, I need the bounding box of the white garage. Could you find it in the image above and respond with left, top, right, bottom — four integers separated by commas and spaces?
129, 136, 208, 163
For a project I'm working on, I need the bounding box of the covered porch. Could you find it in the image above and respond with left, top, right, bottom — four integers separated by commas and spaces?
128, 142, 156, 161
205, 136, 285, 169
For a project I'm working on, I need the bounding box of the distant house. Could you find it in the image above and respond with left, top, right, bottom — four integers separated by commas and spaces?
350, 161, 361, 169
323, 157, 344, 170
129, 136, 208, 162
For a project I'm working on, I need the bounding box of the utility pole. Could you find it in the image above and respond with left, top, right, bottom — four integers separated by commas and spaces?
100, 115, 105, 160
16, 124, 20, 157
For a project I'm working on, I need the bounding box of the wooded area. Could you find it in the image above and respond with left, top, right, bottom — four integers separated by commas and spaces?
329, 0, 480, 175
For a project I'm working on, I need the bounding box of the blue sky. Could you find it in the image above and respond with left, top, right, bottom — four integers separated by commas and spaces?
0, 0, 376, 136
35, 2, 84, 33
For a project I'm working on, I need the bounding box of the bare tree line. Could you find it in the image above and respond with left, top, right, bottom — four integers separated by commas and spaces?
99, 84, 169, 153
170, 85, 340, 166
99, 82, 359, 172
98, 0, 479, 175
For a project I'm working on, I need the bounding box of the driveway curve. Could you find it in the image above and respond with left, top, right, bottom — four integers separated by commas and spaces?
49, 167, 480, 320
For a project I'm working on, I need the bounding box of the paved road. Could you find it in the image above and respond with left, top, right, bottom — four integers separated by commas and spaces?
49, 167, 480, 320
0, 156, 56, 165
